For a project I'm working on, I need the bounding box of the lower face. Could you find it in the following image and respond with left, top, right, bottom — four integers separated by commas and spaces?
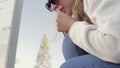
59, 0, 74, 16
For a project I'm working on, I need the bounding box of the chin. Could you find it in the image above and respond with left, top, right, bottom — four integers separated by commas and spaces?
66, 9, 72, 15
67, 11, 72, 16
64, 12, 72, 16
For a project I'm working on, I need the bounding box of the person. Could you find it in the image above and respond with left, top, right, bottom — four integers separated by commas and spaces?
45, 0, 120, 68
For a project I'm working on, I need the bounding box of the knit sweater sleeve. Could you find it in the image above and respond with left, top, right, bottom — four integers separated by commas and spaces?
68, 0, 120, 63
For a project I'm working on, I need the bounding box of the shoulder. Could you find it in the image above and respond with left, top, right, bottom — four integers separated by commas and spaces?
83, 0, 120, 17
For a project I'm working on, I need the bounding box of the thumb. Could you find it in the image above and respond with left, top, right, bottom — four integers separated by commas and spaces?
56, 9, 63, 16
57, 9, 61, 14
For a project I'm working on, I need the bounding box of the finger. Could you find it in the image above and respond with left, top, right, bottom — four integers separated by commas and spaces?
56, 9, 61, 14
57, 26, 63, 32
56, 9, 62, 19
56, 9, 65, 17
56, 22, 62, 32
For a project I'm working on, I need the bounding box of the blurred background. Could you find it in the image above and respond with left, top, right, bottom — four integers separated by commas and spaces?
15, 0, 65, 68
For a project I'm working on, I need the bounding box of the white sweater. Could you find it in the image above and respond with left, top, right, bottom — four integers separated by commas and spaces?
68, 0, 120, 63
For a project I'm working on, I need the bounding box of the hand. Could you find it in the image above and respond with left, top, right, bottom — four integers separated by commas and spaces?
56, 10, 78, 32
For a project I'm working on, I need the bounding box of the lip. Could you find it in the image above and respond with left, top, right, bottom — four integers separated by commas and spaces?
60, 7, 64, 13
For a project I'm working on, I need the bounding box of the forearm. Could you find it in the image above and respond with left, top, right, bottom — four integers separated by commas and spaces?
68, 21, 120, 63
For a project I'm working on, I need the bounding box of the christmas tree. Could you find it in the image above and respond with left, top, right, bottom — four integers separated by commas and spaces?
34, 34, 51, 68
